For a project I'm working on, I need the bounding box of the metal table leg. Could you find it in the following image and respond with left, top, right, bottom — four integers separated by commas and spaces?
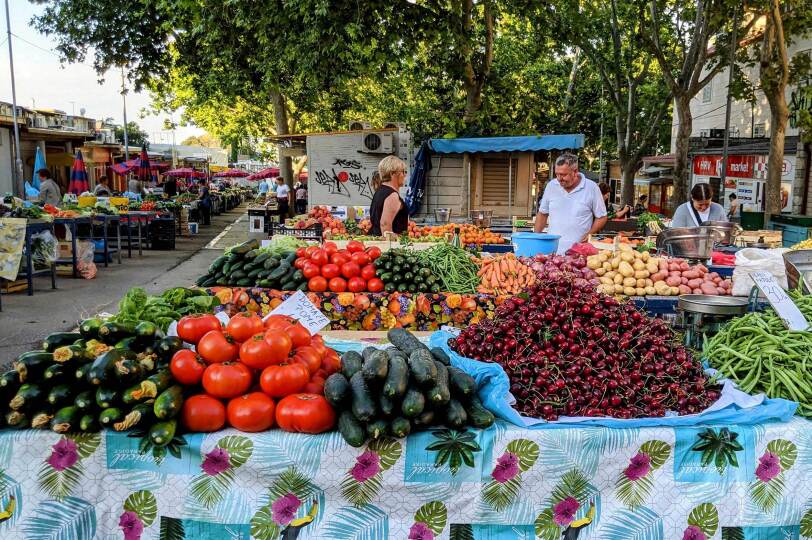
102, 217, 109, 267
25, 227, 33, 295
116, 218, 122, 264
137, 217, 143, 256
125, 217, 133, 258
70, 221, 78, 278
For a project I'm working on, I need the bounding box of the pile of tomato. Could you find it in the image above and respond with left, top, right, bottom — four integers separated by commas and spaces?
170, 312, 340, 434
294, 240, 384, 293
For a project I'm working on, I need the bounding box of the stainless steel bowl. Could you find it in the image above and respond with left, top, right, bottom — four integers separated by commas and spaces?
434, 208, 452, 224
656, 227, 723, 259
703, 221, 742, 245
784, 249, 812, 293
678, 294, 750, 315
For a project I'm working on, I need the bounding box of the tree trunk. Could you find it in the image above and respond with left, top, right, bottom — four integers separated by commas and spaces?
620, 158, 638, 206
270, 90, 293, 190
672, 94, 693, 207
765, 93, 788, 216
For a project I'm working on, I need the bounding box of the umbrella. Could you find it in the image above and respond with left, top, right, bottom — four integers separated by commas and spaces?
213, 168, 249, 178
137, 145, 153, 185
68, 150, 90, 195
32, 147, 47, 189
111, 158, 169, 176
246, 167, 280, 181
165, 167, 205, 178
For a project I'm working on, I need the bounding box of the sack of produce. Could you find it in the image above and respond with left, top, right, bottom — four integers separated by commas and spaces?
731, 248, 789, 296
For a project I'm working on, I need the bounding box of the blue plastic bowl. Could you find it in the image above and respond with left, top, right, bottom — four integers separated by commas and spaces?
511, 232, 561, 257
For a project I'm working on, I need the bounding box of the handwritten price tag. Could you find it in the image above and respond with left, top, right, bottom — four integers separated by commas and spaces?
264, 290, 330, 335
749, 271, 809, 331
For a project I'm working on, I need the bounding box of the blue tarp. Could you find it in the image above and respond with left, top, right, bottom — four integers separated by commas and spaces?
429, 134, 584, 154
405, 142, 431, 216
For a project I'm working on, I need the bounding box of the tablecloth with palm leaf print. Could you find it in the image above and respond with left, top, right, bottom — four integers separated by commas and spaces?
0, 416, 811, 540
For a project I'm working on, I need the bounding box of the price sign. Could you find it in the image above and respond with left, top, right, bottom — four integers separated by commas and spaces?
264, 290, 330, 335
749, 271, 809, 331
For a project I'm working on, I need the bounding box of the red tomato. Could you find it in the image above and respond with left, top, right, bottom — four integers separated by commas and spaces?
347, 276, 366, 293
367, 278, 384, 292
226, 312, 265, 343
202, 362, 253, 399
302, 262, 321, 280
366, 246, 382, 261
346, 240, 364, 253
303, 380, 325, 394
285, 323, 312, 348
350, 251, 370, 266
275, 394, 336, 434
294, 258, 306, 270
239, 333, 279, 370
177, 314, 222, 345
291, 345, 322, 373
263, 330, 293, 363
308, 276, 328, 292
330, 252, 350, 266
310, 249, 329, 266
320, 263, 340, 279
259, 363, 311, 398
309, 336, 328, 359
226, 392, 275, 432
182, 394, 226, 432
295, 247, 307, 258
170, 349, 207, 385
305, 245, 319, 258
323, 241, 338, 256
197, 330, 240, 364
321, 351, 342, 375
340, 261, 361, 279
360, 264, 377, 280
328, 277, 347, 292
264, 314, 295, 331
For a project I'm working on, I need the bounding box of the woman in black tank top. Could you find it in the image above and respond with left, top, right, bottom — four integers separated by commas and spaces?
370, 156, 409, 236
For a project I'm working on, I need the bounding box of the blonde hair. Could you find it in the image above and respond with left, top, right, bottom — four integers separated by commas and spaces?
378, 155, 406, 183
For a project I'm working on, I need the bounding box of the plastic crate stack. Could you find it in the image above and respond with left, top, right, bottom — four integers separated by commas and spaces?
149, 216, 176, 250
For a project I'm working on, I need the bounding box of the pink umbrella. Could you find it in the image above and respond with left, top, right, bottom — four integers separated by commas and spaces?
165, 167, 205, 178
213, 168, 249, 178
247, 167, 280, 181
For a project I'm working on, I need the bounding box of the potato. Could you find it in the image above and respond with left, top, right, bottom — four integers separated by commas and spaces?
634, 270, 650, 279
618, 261, 634, 277
682, 270, 700, 279
641, 251, 650, 262
635, 287, 646, 296
597, 284, 613, 295
595, 267, 606, 276
671, 287, 681, 295
700, 282, 719, 295
614, 284, 624, 293
611, 257, 621, 269
644, 279, 653, 287
602, 261, 613, 271
645, 286, 656, 295
678, 284, 692, 295
624, 286, 637, 296
646, 263, 659, 274
636, 278, 646, 288
618, 243, 633, 252
620, 251, 635, 263
600, 276, 614, 285
650, 271, 668, 282
613, 273, 624, 285
687, 278, 703, 289
632, 259, 645, 271
623, 277, 637, 287
599, 252, 609, 262
665, 276, 681, 287
587, 257, 601, 270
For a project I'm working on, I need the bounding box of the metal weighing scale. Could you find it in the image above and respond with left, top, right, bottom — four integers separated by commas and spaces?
677, 295, 751, 350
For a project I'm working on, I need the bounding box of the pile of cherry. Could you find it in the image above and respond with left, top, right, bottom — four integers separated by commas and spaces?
449, 275, 720, 421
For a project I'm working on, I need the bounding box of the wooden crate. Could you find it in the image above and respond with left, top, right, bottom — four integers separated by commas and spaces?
1, 279, 27, 294
737, 230, 782, 248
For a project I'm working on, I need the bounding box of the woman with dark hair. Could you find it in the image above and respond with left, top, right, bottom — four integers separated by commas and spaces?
671, 182, 728, 228
598, 183, 630, 219
37, 168, 62, 206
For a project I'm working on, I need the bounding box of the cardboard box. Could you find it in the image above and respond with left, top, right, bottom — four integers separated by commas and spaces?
57, 241, 73, 259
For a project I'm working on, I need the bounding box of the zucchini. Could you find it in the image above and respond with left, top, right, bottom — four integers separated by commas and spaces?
98, 321, 136, 344
0, 369, 21, 391
99, 407, 124, 427
349, 372, 376, 422
122, 370, 172, 405
406, 349, 437, 387
114, 357, 144, 385
431, 347, 451, 366
51, 405, 82, 433
337, 411, 366, 447
401, 387, 425, 418
74, 390, 95, 410
448, 366, 477, 399
113, 402, 153, 432
387, 328, 430, 355
362, 350, 389, 381
324, 373, 351, 409
341, 351, 363, 379
79, 318, 104, 339
390, 417, 412, 438
75, 361, 95, 383
154, 385, 184, 420
135, 321, 159, 342
86, 349, 128, 386
5, 411, 27, 428
466, 396, 495, 428
31, 411, 54, 429
444, 399, 468, 429
379, 394, 397, 418
156, 336, 184, 359
79, 414, 99, 432
42, 332, 82, 352
427, 361, 451, 406
10, 383, 44, 411
115, 337, 141, 352
149, 419, 177, 447
43, 363, 67, 384
95, 387, 118, 409
367, 419, 389, 440
414, 409, 436, 427
13, 351, 53, 382
382, 352, 408, 398
52, 344, 91, 364
47, 384, 73, 407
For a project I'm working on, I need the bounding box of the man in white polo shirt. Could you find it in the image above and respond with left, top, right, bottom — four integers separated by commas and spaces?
534, 153, 607, 254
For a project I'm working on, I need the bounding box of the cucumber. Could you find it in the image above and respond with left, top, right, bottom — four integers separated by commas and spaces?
361, 350, 389, 381
448, 366, 477, 399
52, 344, 91, 364
122, 370, 172, 405
95, 387, 118, 409
268, 264, 290, 281
79, 413, 99, 432
292, 270, 304, 282
406, 349, 437, 387
382, 352, 408, 398
264, 257, 281, 270
113, 402, 153, 432
414, 409, 436, 427
349, 372, 376, 422
387, 328, 430, 355
253, 252, 270, 265
154, 385, 184, 420
236, 278, 254, 287
99, 407, 124, 427
244, 248, 258, 260
9, 383, 44, 411
284, 252, 297, 265
324, 373, 351, 408
149, 419, 177, 447
51, 405, 82, 433
196, 274, 213, 286
47, 384, 73, 407
98, 322, 136, 344
231, 239, 259, 254
361, 347, 377, 362
401, 387, 426, 418
278, 279, 297, 291
444, 399, 468, 429
341, 351, 363, 379
427, 361, 451, 406
135, 321, 160, 342
337, 411, 366, 447
390, 417, 412, 438
86, 349, 128, 386
13, 351, 53, 382
200, 276, 217, 287
229, 270, 248, 280
31, 411, 54, 429
5, 411, 27, 428
42, 332, 82, 352
466, 396, 495, 428
296, 282, 308, 292
208, 255, 228, 273
74, 390, 95, 410
79, 318, 104, 339
431, 347, 451, 366
365, 419, 387, 440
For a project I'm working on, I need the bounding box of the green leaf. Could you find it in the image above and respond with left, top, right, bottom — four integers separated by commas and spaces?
37, 461, 83, 501
481, 476, 521, 512
250, 504, 280, 540
66, 433, 101, 459
189, 468, 235, 509
21, 496, 97, 540
505, 439, 540, 472
414, 501, 447, 535
535, 508, 560, 540
687, 503, 719, 538
449, 523, 474, 540
800, 508, 812, 537
367, 438, 402, 471
321, 504, 388, 540
615, 470, 653, 510
268, 467, 318, 502
123, 490, 158, 527
766, 439, 797, 470
217, 435, 253, 468
640, 440, 670, 470
551, 469, 590, 505
749, 472, 786, 513
159, 516, 185, 540
341, 471, 383, 507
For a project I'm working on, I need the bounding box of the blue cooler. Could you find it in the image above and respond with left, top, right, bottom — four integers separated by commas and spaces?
512, 232, 561, 256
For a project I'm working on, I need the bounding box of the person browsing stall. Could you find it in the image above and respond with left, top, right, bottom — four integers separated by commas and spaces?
37, 168, 62, 206
534, 153, 607, 254
93, 176, 112, 196
670, 183, 728, 228
369, 156, 409, 237
275, 177, 291, 218
598, 182, 630, 219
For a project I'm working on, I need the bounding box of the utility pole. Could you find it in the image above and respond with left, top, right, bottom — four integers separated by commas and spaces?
121, 68, 129, 160
4, 0, 23, 197
720, 7, 739, 201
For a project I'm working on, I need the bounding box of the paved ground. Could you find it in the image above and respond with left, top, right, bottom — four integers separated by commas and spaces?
0, 207, 249, 364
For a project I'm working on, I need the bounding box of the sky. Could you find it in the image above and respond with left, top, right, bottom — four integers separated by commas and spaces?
0, 1, 205, 144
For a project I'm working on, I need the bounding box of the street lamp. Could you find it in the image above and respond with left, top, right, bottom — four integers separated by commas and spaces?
4, 0, 24, 197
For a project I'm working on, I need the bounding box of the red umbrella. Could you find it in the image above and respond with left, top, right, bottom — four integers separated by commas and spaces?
137, 145, 154, 184
165, 167, 204, 178
213, 168, 249, 178
68, 150, 90, 194
247, 167, 280, 181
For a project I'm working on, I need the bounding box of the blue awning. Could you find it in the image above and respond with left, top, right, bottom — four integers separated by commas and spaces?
429, 134, 584, 154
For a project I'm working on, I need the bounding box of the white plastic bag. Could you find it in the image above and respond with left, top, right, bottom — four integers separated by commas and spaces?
29, 230, 58, 268
731, 247, 789, 296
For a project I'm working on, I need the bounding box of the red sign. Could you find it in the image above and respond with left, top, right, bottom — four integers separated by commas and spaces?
692, 155, 758, 179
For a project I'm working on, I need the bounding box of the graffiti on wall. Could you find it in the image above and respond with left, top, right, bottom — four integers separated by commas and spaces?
312, 159, 374, 200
